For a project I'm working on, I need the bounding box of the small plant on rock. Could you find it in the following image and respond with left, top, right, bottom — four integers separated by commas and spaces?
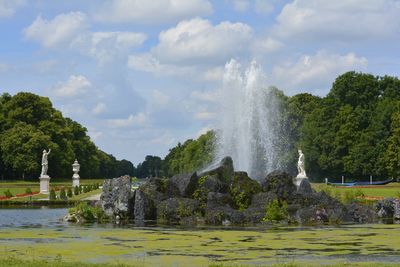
263, 199, 288, 223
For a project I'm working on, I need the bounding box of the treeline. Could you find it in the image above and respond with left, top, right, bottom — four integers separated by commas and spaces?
135, 131, 215, 178
135, 71, 400, 182
0, 92, 135, 180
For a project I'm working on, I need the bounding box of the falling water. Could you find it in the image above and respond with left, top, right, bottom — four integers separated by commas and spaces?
214, 59, 283, 179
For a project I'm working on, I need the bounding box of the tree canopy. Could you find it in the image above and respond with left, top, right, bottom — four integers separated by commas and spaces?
0, 92, 135, 180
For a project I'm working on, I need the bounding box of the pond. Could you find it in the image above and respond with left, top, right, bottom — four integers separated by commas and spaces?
1, 208, 400, 266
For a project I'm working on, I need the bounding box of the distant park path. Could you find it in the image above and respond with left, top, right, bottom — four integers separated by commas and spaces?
83, 193, 101, 201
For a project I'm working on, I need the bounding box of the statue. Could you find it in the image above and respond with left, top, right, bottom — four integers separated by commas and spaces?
41, 149, 51, 176
297, 149, 306, 178
39, 149, 51, 194
293, 149, 308, 187
72, 159, 80, 187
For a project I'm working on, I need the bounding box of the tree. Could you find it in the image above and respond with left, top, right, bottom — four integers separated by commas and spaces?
0, 123, 54, 179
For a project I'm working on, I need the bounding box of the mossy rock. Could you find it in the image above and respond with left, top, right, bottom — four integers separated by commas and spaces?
230, 171, 261, 211
198, 156, 234, 184
157, 197, 200, 223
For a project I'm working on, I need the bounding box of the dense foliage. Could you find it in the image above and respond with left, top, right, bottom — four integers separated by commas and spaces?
135, 131, 215, 178
0, 92, 135, 180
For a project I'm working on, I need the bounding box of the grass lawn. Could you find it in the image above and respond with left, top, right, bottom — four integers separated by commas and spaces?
0, 179, 105, 199
312, 182, 400, 199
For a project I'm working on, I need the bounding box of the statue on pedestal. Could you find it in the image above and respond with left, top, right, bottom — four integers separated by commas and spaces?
39, 149, 51, 194
72, 159, 80, 187
293, 149, 308, 187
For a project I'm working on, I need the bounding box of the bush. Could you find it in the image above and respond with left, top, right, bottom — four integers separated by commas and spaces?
67, 188, 73, 198
68, 202, 107, 222
74, 186, 79, 195
59, 187, 67, 200
25, 188, 32, 194
79, 185, 83, 194
263, 199, 288, 222
4, 189, 13, 198
49, 189, 56, 200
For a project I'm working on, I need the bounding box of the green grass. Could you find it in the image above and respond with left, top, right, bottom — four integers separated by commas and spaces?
313, 182, 400, 199
68, 188, 102, 200
1, 224, 400, 266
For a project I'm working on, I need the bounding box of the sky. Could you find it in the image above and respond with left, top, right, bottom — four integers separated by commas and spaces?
0, 0, 399, 164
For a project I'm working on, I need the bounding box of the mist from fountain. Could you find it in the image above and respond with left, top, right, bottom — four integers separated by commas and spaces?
214, 59, 284, 180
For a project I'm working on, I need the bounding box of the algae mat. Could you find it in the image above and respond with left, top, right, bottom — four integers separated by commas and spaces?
1, 224, 400, 266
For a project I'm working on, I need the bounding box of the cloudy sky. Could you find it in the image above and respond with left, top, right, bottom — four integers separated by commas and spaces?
1, 0, 399, 164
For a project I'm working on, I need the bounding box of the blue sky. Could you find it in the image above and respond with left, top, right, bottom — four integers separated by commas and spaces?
1, 0, 399, 164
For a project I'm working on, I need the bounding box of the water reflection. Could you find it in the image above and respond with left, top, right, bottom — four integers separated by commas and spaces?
0, 207, 68, 228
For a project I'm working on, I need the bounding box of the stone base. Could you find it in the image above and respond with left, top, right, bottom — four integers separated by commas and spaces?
293, 175, 308, 187
39, 175, 50, 194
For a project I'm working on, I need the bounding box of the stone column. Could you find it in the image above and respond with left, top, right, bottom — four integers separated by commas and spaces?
39, 175, 50, 194
72, 159, 80, 187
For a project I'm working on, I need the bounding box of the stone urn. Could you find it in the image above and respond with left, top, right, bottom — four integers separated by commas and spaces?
72, 159, 80, 187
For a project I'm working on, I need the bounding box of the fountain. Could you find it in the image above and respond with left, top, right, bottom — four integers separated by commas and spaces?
214, 59, 283, 179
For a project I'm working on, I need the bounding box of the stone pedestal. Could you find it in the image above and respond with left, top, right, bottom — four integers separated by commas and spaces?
293, 174, 308, 188
39, 175, 50, 194
72, 175, 80, 187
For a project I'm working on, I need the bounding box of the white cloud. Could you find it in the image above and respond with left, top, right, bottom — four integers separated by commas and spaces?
0, 0, 25, 18
72, 31, 147, 64
254, 0, 275, 14
252, 37, 284, 54
88, 128, 103, 141
127, 53, 194, 76
202, 67, 224, 81
150, 131, 175, 146
151, 90, 170, 108
196, 126, 212, 137
272, 51, 368, 95
107, 112, 147, 128
95, 0, 213, 24
92, 102, 107, 115
152, 18, 253, 65
194, 111, 216, 120
274, 0, 400, 41
191, 90, 219, 102
53, 75, 92, 98
231, 0, 250, 12
24, 12, 88, 48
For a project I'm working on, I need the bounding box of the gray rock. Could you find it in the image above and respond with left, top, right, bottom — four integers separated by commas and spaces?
202, 175, 229, 193
133, 177, 168, 221
169, 172, 198, 197
375, 198, 400, 220
100, 175, 132, 219
261, 171, 296, 200
199, 156, 234, 183
243, 192, 277, 223
157, 197, 200, 223
297, 179, 313, 195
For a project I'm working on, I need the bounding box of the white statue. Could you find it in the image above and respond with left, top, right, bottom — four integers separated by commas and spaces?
39, 149, 51, 194
297, 149, 306, 178
72, 159, 80, 187
293, 149, 308, 187
41, 149, 51, 176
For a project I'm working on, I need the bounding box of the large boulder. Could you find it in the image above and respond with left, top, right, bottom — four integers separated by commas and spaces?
297, 179, 313, 195
205, 192, 243, 225
169, 172, 198, 197
157, 197, 200, 223
375, 198, 400, 220
192, 175, 229, 206
100, 175, 133, 220
261, 171, 296, 200
243, 192, 277, 223
133, 177, 168, 221
198, 156, 234, 183
230, 171, 261, 210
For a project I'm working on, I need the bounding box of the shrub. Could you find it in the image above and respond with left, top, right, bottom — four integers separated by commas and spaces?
79, 185, 83, 193
59, 187, 67, 200
67, 188, 73, 198
68, 202, 107, 222
263, 199, 288, 222
49, 189, 56, 200
25, 188, 32, 194
4, 189, 13, 198
74, 186, 79, 196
